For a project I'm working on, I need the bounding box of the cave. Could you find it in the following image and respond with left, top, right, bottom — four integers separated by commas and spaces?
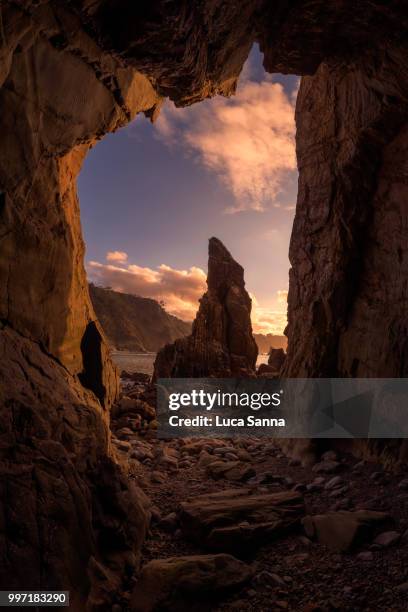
0, 1, 407, 609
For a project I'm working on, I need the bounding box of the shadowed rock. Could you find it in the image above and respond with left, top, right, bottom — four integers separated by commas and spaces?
179, 488, 304, 555
302, 510, 390, 552
268, 347, 286, 371
258, 347, 286, 377
131, 554, 253, 612
154, 238, 258, 378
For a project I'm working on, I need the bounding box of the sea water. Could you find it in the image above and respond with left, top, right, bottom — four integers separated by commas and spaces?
111, 351, 269, 376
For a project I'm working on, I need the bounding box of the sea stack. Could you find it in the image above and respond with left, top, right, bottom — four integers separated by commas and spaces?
154, 237, 258, 378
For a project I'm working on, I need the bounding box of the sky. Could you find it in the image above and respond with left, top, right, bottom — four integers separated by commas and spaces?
78, 45, 299, 334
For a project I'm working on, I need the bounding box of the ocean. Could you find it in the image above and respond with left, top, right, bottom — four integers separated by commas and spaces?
111, 351, 269, 376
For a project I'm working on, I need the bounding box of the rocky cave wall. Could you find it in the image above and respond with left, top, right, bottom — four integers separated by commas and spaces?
1, 0, 408, 608
284, 48, 408, 378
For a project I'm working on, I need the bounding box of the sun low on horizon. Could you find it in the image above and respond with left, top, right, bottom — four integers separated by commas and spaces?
78, 45, 299, 336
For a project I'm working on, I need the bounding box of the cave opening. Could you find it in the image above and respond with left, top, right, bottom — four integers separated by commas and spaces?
77, 45, 299, 373
78, 320, 106, 405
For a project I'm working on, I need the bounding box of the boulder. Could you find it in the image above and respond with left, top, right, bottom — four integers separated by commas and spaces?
268, 348, 286, 371
372, 531, 400, 548
113, 397, 155, 421
205, 461, 256, 482
179, 488, 304, 554
131, 554, 253, 611
302, 510, 390, 552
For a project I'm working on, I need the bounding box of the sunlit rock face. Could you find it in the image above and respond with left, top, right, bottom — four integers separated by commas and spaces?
154, 238, 258, 378
0, 0, 408, 607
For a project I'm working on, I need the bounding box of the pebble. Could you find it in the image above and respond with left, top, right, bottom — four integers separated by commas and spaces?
298, 536, 312, 547
159, 512, 178, 532
356, 551, 374, 561
247, 445, 259, 453
234, 449, 252, 461
373, 531, 400, 548
150, 506, 162, 523
313, 477, 326, 486
198, 450, 215, 467
213, 446, 235, 455
329, 485, 349, 498
321, 451, 338, 462
116, 427, 134, 439
325, 476, 343, 490
151, 470, 166, 484
331, 497, 351, 510
306, 483, 322, 493
289, 458, 301, 466
312, 461, 341, 474
131, 449, 153, 461
225, 452, 239, 461
267, 573, 286, 587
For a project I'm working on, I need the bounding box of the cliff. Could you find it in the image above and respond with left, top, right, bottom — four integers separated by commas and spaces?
89, 284, 191, 352
154, 238, 258, 378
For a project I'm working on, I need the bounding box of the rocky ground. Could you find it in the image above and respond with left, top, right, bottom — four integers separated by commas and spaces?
111, 374, 408, 611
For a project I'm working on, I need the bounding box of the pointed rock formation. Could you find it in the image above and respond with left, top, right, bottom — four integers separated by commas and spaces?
154, 238, 258, 378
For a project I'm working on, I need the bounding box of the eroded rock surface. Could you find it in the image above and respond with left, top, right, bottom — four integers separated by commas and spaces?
154, 238, 258, 378
0, 326, 150, 610
179, 488, 304, 554
284, 49, 408, 379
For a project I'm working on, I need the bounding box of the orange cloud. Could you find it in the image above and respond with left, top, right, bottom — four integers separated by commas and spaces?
155, 78, 296, 213
88, 255, 288, 334
106, 250, 128, 263
277, 289, 288, 305
251, 291, 288, 335
87, 258, 206, 321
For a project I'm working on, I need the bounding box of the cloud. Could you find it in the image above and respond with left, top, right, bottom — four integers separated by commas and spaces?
106, 251, 128, 263
88, 256, 288, 333
277, 289, 288, 305
251, 291, 288, 335
155, 77, 297, 213
87, 259, 206, 321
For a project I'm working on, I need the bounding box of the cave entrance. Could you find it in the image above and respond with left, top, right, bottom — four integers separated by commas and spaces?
77, 45, 299, 375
